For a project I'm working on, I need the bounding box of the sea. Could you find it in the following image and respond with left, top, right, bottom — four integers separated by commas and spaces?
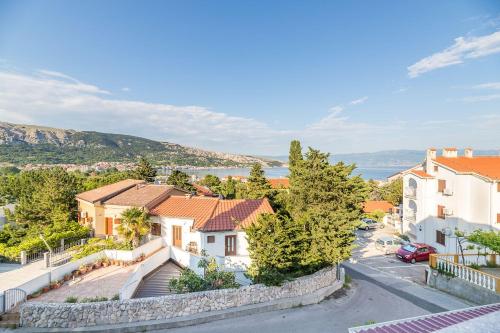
177, 166, 407, 181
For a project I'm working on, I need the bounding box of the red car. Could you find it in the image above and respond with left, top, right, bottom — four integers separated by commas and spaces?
396, 243, 436, 264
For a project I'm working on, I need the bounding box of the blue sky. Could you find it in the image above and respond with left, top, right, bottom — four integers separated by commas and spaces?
0, 0, 499, 155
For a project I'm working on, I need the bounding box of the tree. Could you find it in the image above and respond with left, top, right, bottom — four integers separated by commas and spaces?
116, 207, 151, 248
219, 176, 237, 199
245, 163, 271, 199
246, 213, 305, 285
12, 168, 81, 227
167, 170, 195, 192
288, 140, 303, 177
135, 157, 157, 182
468, 230, 500, 254
199, 174, 221, 189
289, 147, 369, 217
366, 209, 385, 222
381, 178, 403, 205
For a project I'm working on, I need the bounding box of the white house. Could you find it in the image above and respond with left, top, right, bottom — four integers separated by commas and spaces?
149, 195, 274, 270
402, 148, 500, 253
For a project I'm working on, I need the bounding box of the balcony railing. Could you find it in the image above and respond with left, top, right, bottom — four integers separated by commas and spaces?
404, 210, 416, 223
404, 187, 416, 198
430, 253, 500, 294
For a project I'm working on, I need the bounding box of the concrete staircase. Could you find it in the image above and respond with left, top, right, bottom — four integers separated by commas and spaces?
133, 260, 183, 298
0, 312, 20, 329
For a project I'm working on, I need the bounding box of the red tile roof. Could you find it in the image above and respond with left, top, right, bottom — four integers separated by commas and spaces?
435, 156, 500, 181
268, 178, 289, 189
103, 184, 177, 208
363, 201, 394, 213
192, 183, 215, 196
409, 170, 434, 179
76, 179, 145, 203
351, 303, 500, 333
150, 196, 274, 232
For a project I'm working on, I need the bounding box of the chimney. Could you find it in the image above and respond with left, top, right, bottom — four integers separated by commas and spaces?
425, 148, 437, 173
442, 148, 458, 158
464, 148, 473, 158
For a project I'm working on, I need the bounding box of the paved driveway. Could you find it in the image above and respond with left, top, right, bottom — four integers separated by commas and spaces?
353, 227, 428, 285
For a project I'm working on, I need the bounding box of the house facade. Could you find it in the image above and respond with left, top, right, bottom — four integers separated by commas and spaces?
76, 179, 187, 237
363, 200, 400, 229
76, 180, 274, 270
149, 195, 274, 270
402, 148, 500, 253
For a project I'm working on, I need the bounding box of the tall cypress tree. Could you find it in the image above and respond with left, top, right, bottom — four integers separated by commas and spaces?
288, 140, 303, 169
135, 157, 157, 182
246, 163, 271, 199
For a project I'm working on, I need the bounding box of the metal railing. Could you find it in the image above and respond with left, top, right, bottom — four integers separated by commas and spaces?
21, 238, 88, 266
1, 288, 27, 314
429, 253, 500, 294
404, 187, 416, 198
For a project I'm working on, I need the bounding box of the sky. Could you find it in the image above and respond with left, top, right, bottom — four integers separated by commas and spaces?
0, 0, 500, 156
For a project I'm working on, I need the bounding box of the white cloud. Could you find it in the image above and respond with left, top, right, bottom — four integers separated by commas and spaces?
349, 96, 368, 105
121, 87, 130, 92
408, 31, 500, 78
461, 94, 500, 102
472, 82, 500, 90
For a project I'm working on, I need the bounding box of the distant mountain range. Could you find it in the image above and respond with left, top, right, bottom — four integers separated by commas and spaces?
0, 122, 284, 167
265, 149, 500, 168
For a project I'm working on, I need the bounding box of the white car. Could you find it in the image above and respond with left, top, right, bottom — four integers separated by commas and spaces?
375, 236, 403, 255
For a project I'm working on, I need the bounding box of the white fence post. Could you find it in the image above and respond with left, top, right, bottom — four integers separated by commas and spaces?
20, 251, 27, 265
43, 252, 50, 269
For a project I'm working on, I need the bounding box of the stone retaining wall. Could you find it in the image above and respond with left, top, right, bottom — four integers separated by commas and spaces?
21, 266, 338, 328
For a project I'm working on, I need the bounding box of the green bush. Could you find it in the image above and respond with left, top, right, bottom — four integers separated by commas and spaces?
169, 252, 239, 293
65, 296, 78, 303
70, 238, 132, 260
80, 296, 108, 303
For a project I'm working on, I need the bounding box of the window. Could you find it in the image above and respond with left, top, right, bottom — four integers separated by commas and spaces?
114, 218, 121, 224
225, 235, 237, 256
434, 166, 438, 172
151, 223, 161, 236
437, 205, 445, 219
207, 235, 215, 243
418, 247, 428, 253
497, 214, 500, 224
438, 179, 446, 193
436, 230, 446, 246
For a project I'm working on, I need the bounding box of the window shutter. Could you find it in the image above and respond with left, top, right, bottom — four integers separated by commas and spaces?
437, 205, 445, 219
497, 214, 500, 223
438, 179, 446, 193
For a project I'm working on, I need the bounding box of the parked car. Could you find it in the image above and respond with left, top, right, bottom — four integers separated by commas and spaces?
375, 236, 403, 254
358, 218, 384, 231
396, 243, 436, 264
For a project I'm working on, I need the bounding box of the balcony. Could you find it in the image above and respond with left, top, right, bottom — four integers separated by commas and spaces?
404, 209, 416, 223
404, 187, 416, 199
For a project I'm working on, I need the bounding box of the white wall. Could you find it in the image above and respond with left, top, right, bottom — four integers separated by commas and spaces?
119, 247, 170, 299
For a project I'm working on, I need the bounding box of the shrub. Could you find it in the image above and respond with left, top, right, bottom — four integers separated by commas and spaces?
111, 294, 120, 301
80, 296, 108, 303
65, 296, 78, 303
70, 238, 131, 260
468, 263, 480, 270
170, 252, 239, 293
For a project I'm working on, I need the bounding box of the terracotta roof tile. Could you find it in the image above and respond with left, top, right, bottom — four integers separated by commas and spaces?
103, 184, 176, 208
268, 178, 289, 189
150, 196, 274, 232
435, 156, 500, 181
76, 179, 145, 203
363, 201, 394, 213
409, 170, 434, 178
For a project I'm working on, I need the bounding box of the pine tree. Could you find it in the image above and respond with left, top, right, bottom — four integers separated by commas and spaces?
246, 163, 271, 199
167, 170, 195, 192
288, 140, 303, 169
135, 157, 157, 182
220, 176, 237, 199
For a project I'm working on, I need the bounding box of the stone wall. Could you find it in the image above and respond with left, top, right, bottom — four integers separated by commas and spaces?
427, 268, 500, 305
21, 266, 338, 328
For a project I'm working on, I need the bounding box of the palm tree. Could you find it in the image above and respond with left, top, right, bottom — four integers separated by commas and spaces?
117, 208, 151, 248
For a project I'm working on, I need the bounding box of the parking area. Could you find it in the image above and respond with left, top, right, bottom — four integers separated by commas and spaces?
352, 226, 428, 285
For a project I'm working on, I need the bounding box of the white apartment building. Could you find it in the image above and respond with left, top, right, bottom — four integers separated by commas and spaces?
402, 148, 500, 253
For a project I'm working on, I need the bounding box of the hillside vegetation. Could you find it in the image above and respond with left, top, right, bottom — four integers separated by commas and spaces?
0, 122, 283, 167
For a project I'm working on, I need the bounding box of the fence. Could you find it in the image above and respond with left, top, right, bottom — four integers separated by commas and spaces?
0, 288, 27, 315
20, 238, 88, 266
429, 253, 500, 294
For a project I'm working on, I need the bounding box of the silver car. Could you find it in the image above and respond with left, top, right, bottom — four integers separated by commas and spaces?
375, 236, 403, 255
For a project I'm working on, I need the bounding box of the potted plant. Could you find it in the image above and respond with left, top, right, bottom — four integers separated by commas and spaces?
42, 286, 50, 293
64, 274, 72, 281
79, 265, 88, 275
102, 258, 110, 267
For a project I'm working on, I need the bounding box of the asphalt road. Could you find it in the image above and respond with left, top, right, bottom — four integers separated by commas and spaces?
151, 275, 431, 333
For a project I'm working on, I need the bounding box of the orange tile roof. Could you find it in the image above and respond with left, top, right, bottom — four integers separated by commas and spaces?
192, 183, 215, 196
409, 170, 434, 179
103, 184, 176, 208
150, 196, 274, 232
268, 178, 289, 189
363, 200, 394, 213
76, 179, 145, 203
435, 156, 500, 181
